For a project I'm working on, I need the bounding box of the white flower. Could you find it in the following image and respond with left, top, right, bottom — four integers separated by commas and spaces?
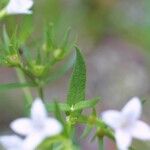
101, 97, 150, 150
0, 135, 24, 150
8, 98, 63, 149
0, 134, 43, 150
5, 0, 33, 15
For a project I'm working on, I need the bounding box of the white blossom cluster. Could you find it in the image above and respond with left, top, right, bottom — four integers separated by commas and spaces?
0, 98, 63, 150
102, 97, 150, 150
2, 0, 33, 15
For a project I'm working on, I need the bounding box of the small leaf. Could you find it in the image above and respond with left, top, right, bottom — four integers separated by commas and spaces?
0, 82, 35, 91
46, 102, 70, 112
67, 47, 86, 106
45, 23, 55, 51
73, 98, 99, 111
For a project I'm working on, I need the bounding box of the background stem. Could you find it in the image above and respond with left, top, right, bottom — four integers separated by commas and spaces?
98, 137, 104, 150
16, 68, 33, 106
38, 86, 44, 100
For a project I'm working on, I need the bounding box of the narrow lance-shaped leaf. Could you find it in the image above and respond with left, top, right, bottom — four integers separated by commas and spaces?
67, 47, 86, 106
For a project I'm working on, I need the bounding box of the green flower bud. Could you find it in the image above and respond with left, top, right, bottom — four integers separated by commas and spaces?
97, 128, 105, 138
66, 115, 77, 125
88, 115, 97, 125
31, 64, 46, 77
6, 54, 20, 66
53, 48, 64, 60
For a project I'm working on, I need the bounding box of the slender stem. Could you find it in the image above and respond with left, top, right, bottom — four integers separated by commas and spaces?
98, 137, 104, 150
16, 68, 33, 106
38, 86, 44, 100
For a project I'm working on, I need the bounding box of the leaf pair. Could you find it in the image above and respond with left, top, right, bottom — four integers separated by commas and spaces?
47, 98, 99, 112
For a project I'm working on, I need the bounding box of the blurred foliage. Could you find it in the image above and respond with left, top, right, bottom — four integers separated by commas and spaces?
1, 0, 150, 53
0, 0, 150, 149
0, 0, 9, 9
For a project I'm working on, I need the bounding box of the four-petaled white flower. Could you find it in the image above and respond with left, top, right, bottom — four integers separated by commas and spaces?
102, 97, 150, 150
5, 0, 33, 15
0, 98, 63, 150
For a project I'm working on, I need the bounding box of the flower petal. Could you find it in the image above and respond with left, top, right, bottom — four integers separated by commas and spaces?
10, 118, 32, 136
0, 135, 23, 150
115, 129, 132, 150
101, 110, 121, 129
5, 0, 33, 14
132, 121, 150, 140
44, 118, 63, 136
122, 97, 142, 123
31, 98, 48, 124
22, 133, 45, 150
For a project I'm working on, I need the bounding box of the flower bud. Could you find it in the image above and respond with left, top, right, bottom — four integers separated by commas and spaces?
6, 54, 20, 66
53, 49, 64, 60
30, 64, 46, 77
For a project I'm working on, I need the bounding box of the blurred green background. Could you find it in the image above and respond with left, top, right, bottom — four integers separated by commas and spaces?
0, 0, 150, 149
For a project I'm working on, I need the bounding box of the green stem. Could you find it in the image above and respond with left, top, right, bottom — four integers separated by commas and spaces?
38, 86, 44, 100
16, 68, 33, 106
98, 137, 104, 150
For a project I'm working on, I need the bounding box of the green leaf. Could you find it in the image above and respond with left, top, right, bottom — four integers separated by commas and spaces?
67, 47, 86, 106
73, 98, 99, 111
46, 102, 70, 112
45, 23, 55, 51
0, 82, 35, 91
